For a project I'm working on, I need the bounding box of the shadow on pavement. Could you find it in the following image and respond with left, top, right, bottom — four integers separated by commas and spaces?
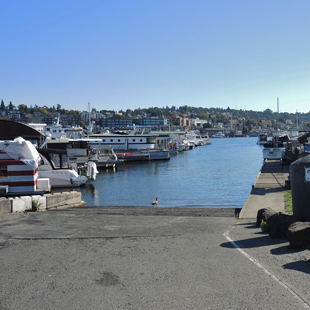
250, 187, 286, 196
283, 260, 310, 275
220, 235, 287, 249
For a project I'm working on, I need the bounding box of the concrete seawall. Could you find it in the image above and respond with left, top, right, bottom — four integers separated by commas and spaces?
0, 191, 85, 214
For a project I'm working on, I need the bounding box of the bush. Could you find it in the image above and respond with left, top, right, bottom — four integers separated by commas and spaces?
28, 199, 41, 212
260, 219, 269, 233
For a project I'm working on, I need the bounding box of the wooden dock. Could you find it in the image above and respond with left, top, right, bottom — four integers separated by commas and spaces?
253, 159, 288, 189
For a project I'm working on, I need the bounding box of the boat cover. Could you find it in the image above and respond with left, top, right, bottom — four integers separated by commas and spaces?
0, 137, 40, 170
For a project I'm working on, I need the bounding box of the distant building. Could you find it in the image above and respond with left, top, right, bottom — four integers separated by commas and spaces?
100, 117, 133, 128
133, 118, 168, 129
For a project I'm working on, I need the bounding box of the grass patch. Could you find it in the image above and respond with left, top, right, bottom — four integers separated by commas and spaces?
27, 199, 41, 212
284, 189, 292, 213
260, 219, 269, 233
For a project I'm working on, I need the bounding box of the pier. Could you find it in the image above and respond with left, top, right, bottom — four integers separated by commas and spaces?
239, 159, 289, 219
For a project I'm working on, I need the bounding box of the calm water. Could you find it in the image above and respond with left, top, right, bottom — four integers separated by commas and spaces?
78, 137, 264, 208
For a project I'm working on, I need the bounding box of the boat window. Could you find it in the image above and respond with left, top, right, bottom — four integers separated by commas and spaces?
110, 139, 113, 142
50, 153, 60, 168
133, 139, 136, 142
118, 139, 121, 142
61, 154, 70, 168
49, 153, 70, 169
140, 139, 143, 142
0, 165, 7, 177
103, 139, 105, 142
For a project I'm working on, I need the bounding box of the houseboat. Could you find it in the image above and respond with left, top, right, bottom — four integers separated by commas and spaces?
45, 138, 121, 168
87, 133, 170, 161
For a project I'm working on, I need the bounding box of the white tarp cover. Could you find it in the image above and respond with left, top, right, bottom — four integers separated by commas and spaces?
0, 137, 40, 170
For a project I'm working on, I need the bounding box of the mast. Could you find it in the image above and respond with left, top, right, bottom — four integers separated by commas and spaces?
277, 97, 279, 131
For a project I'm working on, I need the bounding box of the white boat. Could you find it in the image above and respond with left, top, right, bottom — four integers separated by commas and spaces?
212, 132, 225, 138
88, 133, 158, 150
262, 132, 288, 160
37, 148, 97, 188
0, 137, 48, 194
45, 138, 121, 168
257, 133, 268, 145
28, 115, 84, 139
87, 133, 170, 161
201, 134, 212, 145
263, 145, 285, 160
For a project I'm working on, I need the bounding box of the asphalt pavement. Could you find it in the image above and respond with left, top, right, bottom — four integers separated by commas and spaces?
0, 206, 309, 310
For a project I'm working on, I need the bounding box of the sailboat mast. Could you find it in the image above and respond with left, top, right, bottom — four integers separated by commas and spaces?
277, 97, 279, 130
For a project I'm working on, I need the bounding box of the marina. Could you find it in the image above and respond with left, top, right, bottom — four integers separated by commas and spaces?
0, 118, 308, 211
79, 137, 264, 208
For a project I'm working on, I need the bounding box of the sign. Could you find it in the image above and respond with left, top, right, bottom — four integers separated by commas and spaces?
305, 168, 310, 182
304, 144, 310, 152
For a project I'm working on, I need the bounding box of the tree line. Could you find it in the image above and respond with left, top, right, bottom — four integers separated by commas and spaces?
1, 99, 309, 127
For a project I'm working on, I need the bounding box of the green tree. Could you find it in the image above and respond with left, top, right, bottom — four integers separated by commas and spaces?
18, 104, 28, 113
9, 101, 14, 111
203, 123, 213, 128
0, 100, 5, 111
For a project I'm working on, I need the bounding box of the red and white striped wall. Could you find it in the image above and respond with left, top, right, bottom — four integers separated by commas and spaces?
0, 152, 38, 192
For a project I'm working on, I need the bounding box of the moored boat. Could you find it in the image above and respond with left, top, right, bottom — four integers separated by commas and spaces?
45, 138, 121, 168
0, 137, 49, 194
212, 132, 225, 138
257, 133, 268, 145
37, 148, 98, 188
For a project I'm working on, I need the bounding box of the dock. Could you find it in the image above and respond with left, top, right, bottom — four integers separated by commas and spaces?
239, 159, 289, 219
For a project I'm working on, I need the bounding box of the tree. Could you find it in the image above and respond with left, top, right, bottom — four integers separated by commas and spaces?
18, 104, 28, 113
9, 101, 14, 111
197, 113, 209, 120
0, 100, 5, 111
203, 123, 213, 128
39, 107, 49, 115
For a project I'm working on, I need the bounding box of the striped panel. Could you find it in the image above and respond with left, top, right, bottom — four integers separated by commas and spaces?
0, 180, 37, 186
8, 168, 38, 175
7, 186, 37, 193
0, 157, 39, 192
0, 160, 27, 165
5, 175, 37, 182
0, 154, 11, 160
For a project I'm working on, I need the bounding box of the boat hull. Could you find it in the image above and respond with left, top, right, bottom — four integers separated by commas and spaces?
263, 147, 284, 160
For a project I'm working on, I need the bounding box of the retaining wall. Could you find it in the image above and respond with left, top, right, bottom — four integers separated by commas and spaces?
0, 191, 83, 214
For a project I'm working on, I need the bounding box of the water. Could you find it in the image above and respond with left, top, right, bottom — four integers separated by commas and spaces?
78, 137, 264, 208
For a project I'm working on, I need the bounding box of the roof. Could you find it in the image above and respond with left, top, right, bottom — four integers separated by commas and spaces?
0, 120, 45, 143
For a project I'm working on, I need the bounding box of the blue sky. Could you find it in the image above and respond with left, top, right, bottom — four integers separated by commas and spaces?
1, 0, 309, 114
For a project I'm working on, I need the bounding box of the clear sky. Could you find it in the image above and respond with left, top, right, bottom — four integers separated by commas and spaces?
1, 0, 309, 114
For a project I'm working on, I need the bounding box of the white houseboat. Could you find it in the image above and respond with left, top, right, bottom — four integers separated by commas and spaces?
87, 133, 170, 161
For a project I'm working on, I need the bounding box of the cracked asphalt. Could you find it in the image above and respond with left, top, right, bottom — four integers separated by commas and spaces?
0, 207, 309, 310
